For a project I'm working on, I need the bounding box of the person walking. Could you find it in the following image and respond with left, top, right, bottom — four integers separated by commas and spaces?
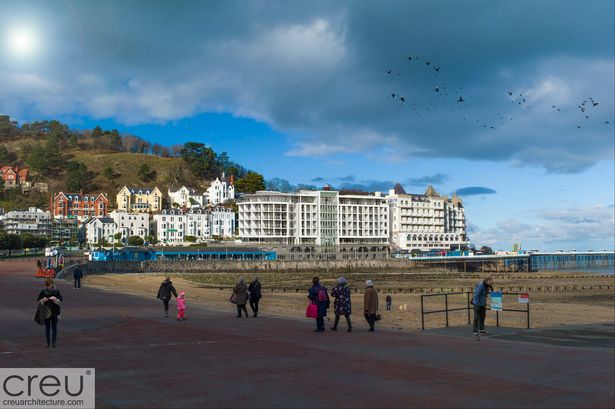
157, 276, 178, 318
386, 294, 392, 311
248, 277, 262, 317
330, 277, 352, 332
177, 291, 187, 322
37, 278, 63, 348
363, 280, 379, 332
73, 265, 83, 289
308, 276, 330, 332
233, 277, 249, 318
472, 275, 494, 340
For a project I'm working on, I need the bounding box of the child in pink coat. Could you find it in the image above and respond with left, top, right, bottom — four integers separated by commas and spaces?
177, 291, 187, 322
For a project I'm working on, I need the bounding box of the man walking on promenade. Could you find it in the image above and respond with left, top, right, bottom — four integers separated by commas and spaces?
73, 265, 83, 289
472, 275, 494, 340
157, 276, 178, 318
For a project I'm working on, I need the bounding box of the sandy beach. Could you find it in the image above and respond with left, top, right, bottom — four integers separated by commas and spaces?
81, 271, 614, 331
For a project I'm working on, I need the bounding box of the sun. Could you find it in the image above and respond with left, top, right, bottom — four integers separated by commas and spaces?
5, 26, 39, 58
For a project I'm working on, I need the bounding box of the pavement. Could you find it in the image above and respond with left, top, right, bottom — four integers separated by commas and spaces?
1, 259, 614, 408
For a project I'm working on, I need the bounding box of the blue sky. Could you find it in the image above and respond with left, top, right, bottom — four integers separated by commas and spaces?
0, 0, 613, 251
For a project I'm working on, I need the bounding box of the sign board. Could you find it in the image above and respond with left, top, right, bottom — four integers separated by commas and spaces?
518, 293, 529, 303
490, 291, 502, 311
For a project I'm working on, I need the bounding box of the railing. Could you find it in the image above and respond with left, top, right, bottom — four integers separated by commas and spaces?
420, 291, 530, 330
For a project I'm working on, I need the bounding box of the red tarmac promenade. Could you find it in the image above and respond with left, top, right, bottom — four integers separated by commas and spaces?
1, 260, 613, 408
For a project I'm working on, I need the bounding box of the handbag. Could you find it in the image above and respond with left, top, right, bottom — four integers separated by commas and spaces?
375, 314, 382, 321
229, 293, 237, 304
306, 302, 318, 319
34, 304, 51, 325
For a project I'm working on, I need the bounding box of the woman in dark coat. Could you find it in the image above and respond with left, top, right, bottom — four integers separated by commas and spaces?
331, 277, 352, 332
363, 280, 379, 332
248, 277, 262, 318
157, 276, 178, 318
37, 278, 63, 348
307, 276, 329, 332
233, 277, 249, 318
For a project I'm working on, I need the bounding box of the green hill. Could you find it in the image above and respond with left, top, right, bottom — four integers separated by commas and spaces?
0, 116, 265, 211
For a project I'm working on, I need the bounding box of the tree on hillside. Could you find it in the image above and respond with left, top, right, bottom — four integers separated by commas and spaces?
138, 163, 157, 183
91, 126, 103, 140
180, 142, 219, 179
151, 143, 163, 156
66, 162, 95, 191
0, 146, 11, 164
103, 166, 118, 181
0, 115, 18, 141
235, 171, 266, 194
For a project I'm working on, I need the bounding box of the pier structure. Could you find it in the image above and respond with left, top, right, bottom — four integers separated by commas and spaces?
409, 251, 614, 272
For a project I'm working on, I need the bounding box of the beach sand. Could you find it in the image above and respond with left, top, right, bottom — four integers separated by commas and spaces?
82, 271, 614, 331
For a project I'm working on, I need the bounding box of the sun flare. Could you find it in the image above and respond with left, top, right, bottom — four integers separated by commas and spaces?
5, 26, 39, 58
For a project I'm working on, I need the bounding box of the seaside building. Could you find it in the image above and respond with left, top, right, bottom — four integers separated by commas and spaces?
209, 206, 236, 237
152, 209, 210, 245
50, 191, 110, 222
0, 207, 51, 236
205, 174, 235, 206
386, 184, 467, 252
109, 211, 150, 243
83, 217, 116, 245
116, 186, 163, 213
50, 218, 80, 245
167, 186, 204, 209
238, 190, 389, 259
0, 166, 29, 189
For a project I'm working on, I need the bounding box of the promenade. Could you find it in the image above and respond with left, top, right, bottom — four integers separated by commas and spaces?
1, 260, 613, 408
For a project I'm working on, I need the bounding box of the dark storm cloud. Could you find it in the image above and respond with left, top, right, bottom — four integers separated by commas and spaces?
454, 187, 497, 197
0, 0, 612, 172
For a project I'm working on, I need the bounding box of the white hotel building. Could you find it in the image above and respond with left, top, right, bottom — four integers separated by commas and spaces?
387, 184, 467, 251
238, 190, 389, 258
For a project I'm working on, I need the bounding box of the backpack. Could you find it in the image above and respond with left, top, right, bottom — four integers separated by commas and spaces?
317, 287, 329, 302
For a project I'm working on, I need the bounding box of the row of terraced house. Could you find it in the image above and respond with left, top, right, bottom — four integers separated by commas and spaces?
0, 175, 237, 246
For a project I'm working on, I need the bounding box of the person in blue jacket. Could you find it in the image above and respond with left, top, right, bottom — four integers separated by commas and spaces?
472, 275, 494, 340
308, 276, 330, 332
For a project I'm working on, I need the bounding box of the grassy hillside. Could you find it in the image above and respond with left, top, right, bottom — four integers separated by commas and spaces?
1, 146, 198, 210
69, 151, 196, 194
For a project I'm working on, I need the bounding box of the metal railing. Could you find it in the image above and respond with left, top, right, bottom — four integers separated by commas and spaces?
420, 291, 530, 330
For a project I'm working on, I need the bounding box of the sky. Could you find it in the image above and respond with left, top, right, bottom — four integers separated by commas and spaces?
0, 0, 613, 251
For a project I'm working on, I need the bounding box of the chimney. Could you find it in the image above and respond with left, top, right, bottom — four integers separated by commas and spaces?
230, 174, 235, 185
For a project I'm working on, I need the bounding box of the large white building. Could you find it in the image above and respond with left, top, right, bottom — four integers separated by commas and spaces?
153, 209, 211, 245
387, 184, 467, 251
109, 211, 150, 243
205, 174, 235, 206
83, 217, 116, 245
209, 206, 236, 237
0, 207, 51, 236
167, 186, 204, 209
238, 190, 389, 248
168, 175, 235, 210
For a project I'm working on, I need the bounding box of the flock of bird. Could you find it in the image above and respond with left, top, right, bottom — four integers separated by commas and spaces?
385, 55, 611, 130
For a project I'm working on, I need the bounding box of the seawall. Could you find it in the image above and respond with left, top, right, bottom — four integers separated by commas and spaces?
83, 259, 424, 275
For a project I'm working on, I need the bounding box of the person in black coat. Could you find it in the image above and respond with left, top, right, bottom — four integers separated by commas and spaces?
157, 276, 178, 318
248, 277, 262, 318
37, 278, 63, 348
73, 265, 83, 289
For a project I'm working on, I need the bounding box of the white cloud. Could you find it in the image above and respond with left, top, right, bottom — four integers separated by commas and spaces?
470, 205, 615, 250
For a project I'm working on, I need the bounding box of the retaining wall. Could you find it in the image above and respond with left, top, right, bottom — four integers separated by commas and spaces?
84, 259, 422, 274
